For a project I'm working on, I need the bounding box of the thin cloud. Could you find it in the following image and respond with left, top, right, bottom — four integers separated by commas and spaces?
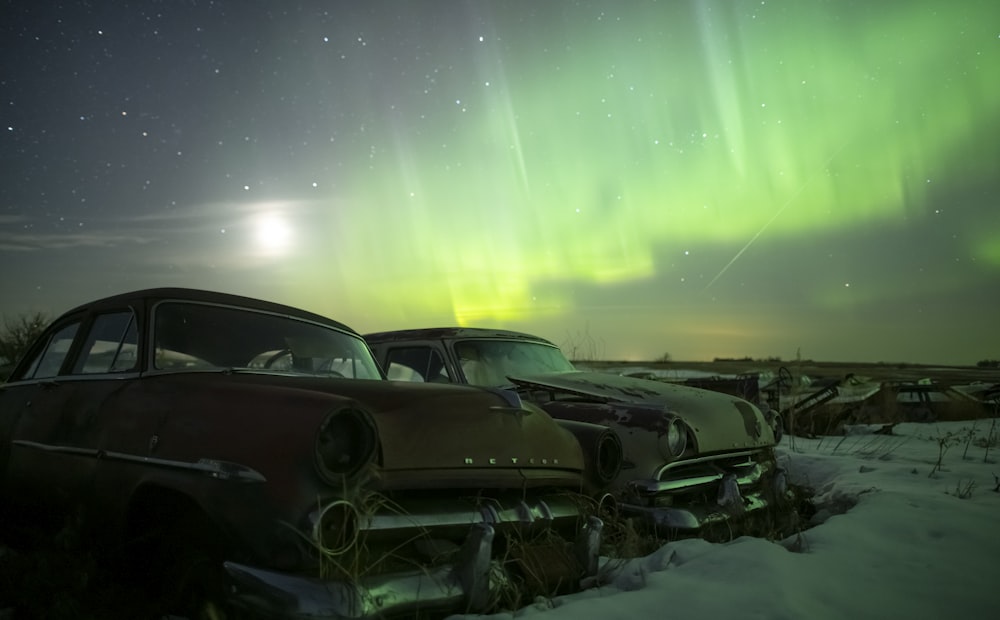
0, 231, 156, 252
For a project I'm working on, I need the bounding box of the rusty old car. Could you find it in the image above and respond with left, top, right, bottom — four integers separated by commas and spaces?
0, 289, 623, 618
365, 327, 796, 541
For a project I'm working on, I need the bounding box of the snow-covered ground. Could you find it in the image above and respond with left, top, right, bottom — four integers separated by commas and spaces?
452, 419, 1000, 620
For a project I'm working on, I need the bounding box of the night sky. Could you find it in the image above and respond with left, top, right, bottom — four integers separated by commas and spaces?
2, 1, 998, 365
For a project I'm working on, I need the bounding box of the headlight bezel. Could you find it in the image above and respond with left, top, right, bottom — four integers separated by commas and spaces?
594, 427, 625, 484
314, 406, 379, 485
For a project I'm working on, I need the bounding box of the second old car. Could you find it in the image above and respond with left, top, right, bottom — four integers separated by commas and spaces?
365, 327, 798, 542
0, 289, 622, 619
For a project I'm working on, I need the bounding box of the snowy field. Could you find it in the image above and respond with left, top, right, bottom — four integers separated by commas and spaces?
451, 418, 1000, 620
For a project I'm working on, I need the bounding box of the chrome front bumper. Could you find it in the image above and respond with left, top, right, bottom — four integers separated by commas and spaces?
224, 513, 603, 619
622, 457, 793, 536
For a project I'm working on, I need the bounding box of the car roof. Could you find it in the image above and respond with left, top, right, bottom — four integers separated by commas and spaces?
364, 326, 556, 346
61, 287, 359, 335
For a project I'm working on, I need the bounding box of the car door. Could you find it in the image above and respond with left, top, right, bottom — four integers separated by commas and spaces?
1, 309, 140, 520
0, 317, 83, 517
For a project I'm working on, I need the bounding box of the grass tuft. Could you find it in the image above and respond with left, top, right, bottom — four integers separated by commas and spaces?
949, 479, 976, 499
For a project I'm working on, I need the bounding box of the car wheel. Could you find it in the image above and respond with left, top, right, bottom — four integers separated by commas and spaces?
159, 513, 241, 620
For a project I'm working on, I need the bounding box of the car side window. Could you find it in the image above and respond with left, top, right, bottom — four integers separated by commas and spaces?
74, 311, 139, 374
384, 347, 450, 383
21, 322, 80, 379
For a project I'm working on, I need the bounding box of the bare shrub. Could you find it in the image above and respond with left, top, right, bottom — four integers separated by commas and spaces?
929, 430, 960, 478
0, 312, 48, 366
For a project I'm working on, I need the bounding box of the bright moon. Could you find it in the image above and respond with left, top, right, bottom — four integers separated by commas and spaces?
253, 212, 293, 254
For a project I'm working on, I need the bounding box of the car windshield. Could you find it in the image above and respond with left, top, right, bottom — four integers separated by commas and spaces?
153, 301, 382, 379
454, 339, 576, 388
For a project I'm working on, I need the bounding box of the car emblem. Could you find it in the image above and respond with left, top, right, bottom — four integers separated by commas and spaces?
463, 456, 559, 466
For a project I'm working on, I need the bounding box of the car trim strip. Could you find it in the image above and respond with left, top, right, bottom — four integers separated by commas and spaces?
11, 440, 267, 482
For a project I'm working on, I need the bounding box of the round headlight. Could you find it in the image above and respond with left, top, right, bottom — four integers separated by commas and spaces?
553, 419, 623, 487
595, 428, 624, 483
315, 407, 378, 483
659, 417, 688, 459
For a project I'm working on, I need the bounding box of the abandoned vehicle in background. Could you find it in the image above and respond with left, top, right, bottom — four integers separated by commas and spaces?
630, 364, 998, 436
0, 289, 623, 618
712, 368, 998, 436
365, 327, 797, 542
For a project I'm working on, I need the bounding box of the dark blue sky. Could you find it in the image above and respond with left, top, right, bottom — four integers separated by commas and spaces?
2, 1, 998, 364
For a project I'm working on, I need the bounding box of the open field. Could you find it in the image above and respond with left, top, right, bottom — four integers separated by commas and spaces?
580, 359, 1000, 386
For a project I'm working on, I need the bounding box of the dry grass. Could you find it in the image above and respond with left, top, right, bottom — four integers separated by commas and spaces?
0, 476, 818, 618
0, 515, 154, 619
814, 431, 910, 461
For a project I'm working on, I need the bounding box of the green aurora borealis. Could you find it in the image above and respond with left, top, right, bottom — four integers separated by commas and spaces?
2, 1, 998, 364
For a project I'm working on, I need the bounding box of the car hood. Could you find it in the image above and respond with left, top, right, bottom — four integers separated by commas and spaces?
361, 382, 585, 473
224, 373, 587, 481
507, 371, 776, 452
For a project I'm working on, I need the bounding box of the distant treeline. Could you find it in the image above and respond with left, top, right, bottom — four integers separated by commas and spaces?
709, 356, 1000, 368
713, 356, 798, 363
